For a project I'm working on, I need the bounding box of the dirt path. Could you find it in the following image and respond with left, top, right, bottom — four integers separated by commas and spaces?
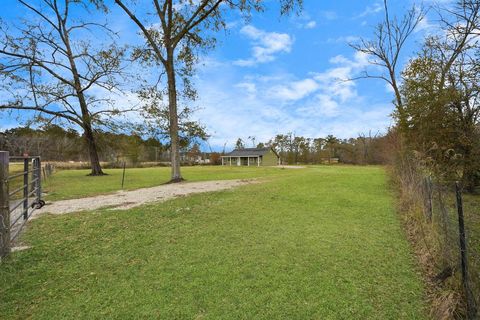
35, 179, 256, 216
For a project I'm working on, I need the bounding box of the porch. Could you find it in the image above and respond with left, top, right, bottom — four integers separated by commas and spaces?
221, 156, 261, 166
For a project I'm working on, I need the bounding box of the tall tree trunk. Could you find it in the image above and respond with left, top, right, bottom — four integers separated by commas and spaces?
61, 23, 105, 176
76, 89, 105, 176
166, 49, 183, 182
83, 121, 104, 176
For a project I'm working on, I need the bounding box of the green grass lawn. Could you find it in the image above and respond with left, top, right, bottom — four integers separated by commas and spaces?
0, 166, 427, 319
43, 166, 294, 201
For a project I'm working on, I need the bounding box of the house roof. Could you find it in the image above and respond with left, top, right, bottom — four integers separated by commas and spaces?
222, 147, 274, 157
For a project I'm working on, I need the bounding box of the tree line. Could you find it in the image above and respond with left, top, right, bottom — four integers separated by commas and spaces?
233, 132, 392, 165
1, 124, 394, 167
0, 124, 166, 164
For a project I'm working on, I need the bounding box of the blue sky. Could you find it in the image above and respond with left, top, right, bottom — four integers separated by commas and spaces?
0, 0, 440, 150
191, 0, 435, 149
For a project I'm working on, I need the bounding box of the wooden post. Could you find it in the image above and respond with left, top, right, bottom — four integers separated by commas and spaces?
248, 157, 250, 166
33, 158, 41, 201
121, 161, 126, 189
0, 151, 10, 258
23, 157, 28, 220
221, 157, 224, 166
455, 182, 477, 319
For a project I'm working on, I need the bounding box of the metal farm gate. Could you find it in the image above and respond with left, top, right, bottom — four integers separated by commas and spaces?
0, 151, 45, 259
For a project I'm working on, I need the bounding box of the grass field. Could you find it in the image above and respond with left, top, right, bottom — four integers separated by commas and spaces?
43, 166, 294, 201
0, 166, 427, 319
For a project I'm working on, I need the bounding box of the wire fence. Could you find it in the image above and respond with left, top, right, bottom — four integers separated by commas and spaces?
420, 177, 479, 319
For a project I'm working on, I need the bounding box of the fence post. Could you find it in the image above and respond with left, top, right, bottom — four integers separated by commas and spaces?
0, 151, 10, 259
121, 161, 126, 189
23, 157, 29, 220
35, 158, 41, 202
425, 177, 433, 221
455, 182, 477, 319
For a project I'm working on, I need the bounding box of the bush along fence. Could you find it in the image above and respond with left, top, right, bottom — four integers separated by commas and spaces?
420, 176, 479, 319
0, 151, 45, 260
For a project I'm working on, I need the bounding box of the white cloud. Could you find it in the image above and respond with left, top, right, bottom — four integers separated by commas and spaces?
311, 51, 370, 103
193, 51, 392, 149
327, 35, 361, 44
292, 10, 319, 29
416, 15, 432, 32
234, 25, 293, 67
297, 94, 340, 117
235, 82, 256, 93
235, 82, 257, 99
225, 20, 241, 30
268, 79, 319, 101
86, 86, 145, 124
357, 2, 383, 18
415, 15, 444, 36
320, 11, 338, 21
305, 21, 317, 29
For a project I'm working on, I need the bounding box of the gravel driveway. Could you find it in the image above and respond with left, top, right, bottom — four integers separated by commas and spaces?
34, 179, 256, 216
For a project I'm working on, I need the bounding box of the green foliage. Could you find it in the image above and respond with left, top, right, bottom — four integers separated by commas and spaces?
399, 35, 480, 189
351, 0, 480, 190
1, 166, 426, 319
264, 132, 389, 165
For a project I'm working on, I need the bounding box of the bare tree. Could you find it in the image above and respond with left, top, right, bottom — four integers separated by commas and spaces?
357, 130, 379, 165
113, 0, 301, 182
431, 0, 480, 91
0, 0, 129, 175
248, 136, 256, 147
350, 0, 425, 125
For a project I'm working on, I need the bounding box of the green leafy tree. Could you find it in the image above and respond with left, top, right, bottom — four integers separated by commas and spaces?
270, 134, 290, 164
324, 135, 339, 163
401, 40, 480, 189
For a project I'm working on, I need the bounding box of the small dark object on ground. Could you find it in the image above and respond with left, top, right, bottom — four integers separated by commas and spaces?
433, 266, 453, 283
